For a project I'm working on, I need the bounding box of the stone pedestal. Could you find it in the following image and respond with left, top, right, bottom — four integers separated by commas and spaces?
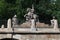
30, 19, 36, 31
7, 18, 11, 28
1, 25, 4, 29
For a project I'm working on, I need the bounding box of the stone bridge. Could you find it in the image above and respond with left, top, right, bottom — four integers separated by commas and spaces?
0, 27, 60, 40
0, 15, 60, 40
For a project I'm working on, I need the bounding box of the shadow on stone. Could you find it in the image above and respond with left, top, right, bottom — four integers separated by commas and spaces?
1, 38, 18, 40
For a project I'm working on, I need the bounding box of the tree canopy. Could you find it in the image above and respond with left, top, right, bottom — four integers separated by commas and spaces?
0, 0, 60, 24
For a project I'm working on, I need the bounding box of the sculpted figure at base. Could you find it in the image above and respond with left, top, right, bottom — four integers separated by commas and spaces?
24, 4, 38, 31
24, 4, 38, 22
12, 15, 18, 27
51, 16, 58, 30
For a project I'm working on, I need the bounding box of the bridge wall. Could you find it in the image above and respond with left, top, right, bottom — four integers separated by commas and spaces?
0, 34, 12, 39
0, 34, 60, 40
13, 34, 60, 40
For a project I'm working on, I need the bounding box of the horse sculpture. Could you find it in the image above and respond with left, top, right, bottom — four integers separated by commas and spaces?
24, 6, 38, 22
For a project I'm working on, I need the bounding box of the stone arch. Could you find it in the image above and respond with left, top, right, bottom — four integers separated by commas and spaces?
0, 38, 18, 40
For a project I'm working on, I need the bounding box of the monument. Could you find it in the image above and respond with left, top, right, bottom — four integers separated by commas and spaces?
0, 4, 60, 40
12, 15, 18, 27
24, 4, 38, 31
24, 8, 31, 22
51, 16, 59, 30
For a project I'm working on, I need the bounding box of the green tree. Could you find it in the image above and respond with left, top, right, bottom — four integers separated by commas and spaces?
0, 0, 60, 25
0, 0, 6, 19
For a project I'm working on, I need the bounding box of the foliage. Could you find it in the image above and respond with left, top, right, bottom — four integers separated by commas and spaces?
0, 0, 60, 24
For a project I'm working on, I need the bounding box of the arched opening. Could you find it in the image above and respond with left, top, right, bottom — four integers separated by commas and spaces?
1, 38, 18, 40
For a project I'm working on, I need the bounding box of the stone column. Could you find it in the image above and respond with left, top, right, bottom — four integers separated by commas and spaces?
7, 18, 11, 28
30, 19, 36, 31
